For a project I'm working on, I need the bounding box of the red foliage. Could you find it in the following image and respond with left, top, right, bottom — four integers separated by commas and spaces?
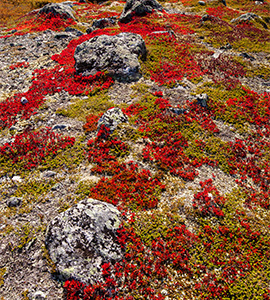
9, 61, 29, 70
10, 12, 76, 34
0, 128, 75, 169
193, 179, 226, 217
90, 162, 165, 209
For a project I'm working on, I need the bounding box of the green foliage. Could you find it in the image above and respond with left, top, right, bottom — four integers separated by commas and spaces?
13, 179, 55, 199
0, 268, 6, 287
56, 91, 114, 121
39, 139, 86, 172
13, 223, 43, 251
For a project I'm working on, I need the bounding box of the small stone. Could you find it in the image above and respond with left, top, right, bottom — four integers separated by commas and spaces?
168, 107, 187, 115
196, 93, 208, 108
12, 175, 22, 183
65, 27, 83, 36
42, 171, 57, 178
21, 97, 28, 105
31, 291, 46, 300
98, 107, 128, 133
52, 124, 68, 130
161, 289, 168, 295
220, 43, 232, 50
92, 17, 116, 30
51, 183, 62, 191
86, 27, 93, 34
239, 52, 255, 61
198, 1, 206, 5
212, 50, 223, 59
201, 14, 210, 22
54, 33, 71, 40
7, 197, 22, 208
231, 13, 259, 23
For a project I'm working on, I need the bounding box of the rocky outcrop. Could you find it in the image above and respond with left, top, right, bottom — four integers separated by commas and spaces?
45, 198, 122, 284
119, 0, 163, 23
38, 3, 76, 20
74, 32, 147, 81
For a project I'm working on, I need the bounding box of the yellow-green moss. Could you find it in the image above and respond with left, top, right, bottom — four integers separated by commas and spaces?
13, 179, 55, 199
0, 267, 6, 287
39, 139, 86, 172
56, 91, 114, 121
13, 223, 44, 251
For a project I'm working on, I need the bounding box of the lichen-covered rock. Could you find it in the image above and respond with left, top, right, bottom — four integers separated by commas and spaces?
119, 0, 163, 23
98, 107, 128, 133
38, 3, 76, 20
45, 198, 122, 284
74, 32, 146, 81
92, 17, 117, 30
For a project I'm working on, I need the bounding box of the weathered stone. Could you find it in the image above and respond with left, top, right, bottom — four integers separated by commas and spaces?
168, 107, 187, 115
196, 93, 208, 108
231, 13, 259, 23
119, 0, 163, 23
51, 183, 63, 191
45, 198, 122, 284
220, 43, 232, 50
239, 52, 255, 61
20, 96, 28, 104
52, 124, 68, 130
31, 291, 46, 300
38, 3, 76, 20
92, 17, 117, 29
98, 107, 128, 133
42, 171, 57, 178
12, 175, 22, 183
65, 27, 84, 36
74, 32, 146, 81
7, 197, 22, 208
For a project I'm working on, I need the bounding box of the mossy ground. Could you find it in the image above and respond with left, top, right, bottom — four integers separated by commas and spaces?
0, 0, 270, 299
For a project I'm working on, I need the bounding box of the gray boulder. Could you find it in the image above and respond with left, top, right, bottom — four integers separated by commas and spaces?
119, 0, 164, 23
38, 3, 76, 20
98, 107, 128, 133
74, 32, 146, 81
45, 198, 122, 284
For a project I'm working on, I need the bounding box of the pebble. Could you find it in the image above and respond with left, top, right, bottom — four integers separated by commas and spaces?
21, 97, 28, 104
12, 175, 22, 183
51, 183, 62, 191
196, 93, 208, 108
42, 171, 57, 178
31, 291, 46, 300
52, 124, 68, 130
7, 197, 22, 208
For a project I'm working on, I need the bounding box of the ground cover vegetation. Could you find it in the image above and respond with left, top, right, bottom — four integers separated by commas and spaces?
0, 0, 270, 299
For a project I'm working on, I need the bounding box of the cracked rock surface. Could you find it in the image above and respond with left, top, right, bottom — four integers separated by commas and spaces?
45, 198, 123, 284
